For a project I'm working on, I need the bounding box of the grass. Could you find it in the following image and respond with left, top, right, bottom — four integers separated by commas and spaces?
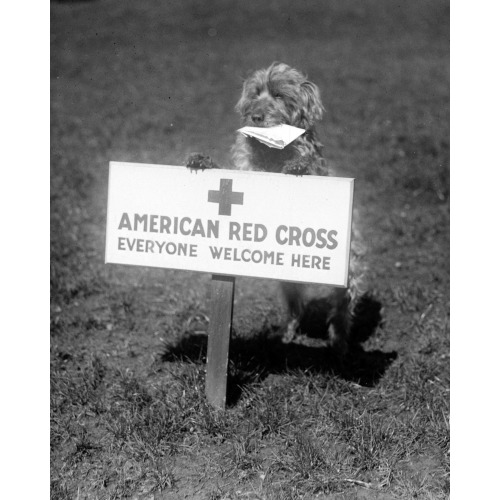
51, 0, 449, 498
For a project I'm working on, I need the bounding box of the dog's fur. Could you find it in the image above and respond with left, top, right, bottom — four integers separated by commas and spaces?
187, 62, 366, 354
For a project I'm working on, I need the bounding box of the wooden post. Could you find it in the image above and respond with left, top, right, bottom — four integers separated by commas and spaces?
205, 274, 235, 409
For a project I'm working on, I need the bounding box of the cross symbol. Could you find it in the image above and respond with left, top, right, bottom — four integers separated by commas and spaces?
207, 178, 244, 216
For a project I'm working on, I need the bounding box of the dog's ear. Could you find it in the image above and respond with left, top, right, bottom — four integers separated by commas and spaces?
235, 73, 255, 117
300, 80, 325, 126
235, 85, 246, 117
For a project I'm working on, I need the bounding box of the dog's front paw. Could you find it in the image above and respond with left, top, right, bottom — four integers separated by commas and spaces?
282, 157, 311, 176
186, 153, 218, 171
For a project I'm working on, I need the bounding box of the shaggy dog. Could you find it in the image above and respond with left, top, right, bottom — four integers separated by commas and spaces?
187, 62, 365, 354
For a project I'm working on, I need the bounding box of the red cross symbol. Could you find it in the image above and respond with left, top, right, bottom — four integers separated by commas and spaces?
207, 179, 244, 216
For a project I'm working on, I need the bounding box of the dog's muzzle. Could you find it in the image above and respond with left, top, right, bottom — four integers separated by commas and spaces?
251, 112, 265, 125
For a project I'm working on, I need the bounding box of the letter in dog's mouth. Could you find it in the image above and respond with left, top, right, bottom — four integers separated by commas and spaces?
238, 125, 306, 149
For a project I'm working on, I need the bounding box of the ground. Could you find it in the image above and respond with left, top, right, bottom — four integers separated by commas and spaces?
51, 1, 450, 498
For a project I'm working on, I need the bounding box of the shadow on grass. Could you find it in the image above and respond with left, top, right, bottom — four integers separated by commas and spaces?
161, 294, 397, 405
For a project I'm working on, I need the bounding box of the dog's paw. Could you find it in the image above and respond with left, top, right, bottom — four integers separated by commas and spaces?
282, 318, 300, 344
186, 153, 218, 171
282, 157, 311, 176
327, 322, 349, 357
326, 306, 352, 358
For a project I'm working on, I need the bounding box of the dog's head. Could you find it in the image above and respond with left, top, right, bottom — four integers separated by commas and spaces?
235, 62, 325, 129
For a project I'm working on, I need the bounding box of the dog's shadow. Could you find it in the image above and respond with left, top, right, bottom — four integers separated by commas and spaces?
161, 294, 397, 406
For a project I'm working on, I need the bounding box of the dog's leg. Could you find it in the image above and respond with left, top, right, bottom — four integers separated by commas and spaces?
326, 287, 352, 356
280, 282, 305, 343
186, 153, 220, 171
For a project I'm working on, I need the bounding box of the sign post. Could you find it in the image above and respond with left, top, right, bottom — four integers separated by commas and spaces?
206, 275, 235, 408
106, 162, 354, 408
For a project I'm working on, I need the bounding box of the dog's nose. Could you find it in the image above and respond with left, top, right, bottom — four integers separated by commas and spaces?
251, 113, 264, 124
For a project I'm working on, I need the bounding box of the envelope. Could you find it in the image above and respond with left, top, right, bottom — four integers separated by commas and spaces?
237, 124, 306, 149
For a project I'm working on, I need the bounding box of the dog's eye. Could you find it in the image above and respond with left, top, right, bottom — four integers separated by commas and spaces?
273, 91, 283, 99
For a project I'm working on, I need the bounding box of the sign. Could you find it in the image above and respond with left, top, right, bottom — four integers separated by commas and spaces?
105, 162, 354, 287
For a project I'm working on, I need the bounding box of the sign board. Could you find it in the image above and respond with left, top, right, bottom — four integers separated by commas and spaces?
105, 162, 354, 286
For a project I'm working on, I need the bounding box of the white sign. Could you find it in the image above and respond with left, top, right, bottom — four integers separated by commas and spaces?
105, 162, 354, 286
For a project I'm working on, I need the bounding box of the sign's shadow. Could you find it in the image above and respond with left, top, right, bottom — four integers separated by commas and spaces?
161, 294, 397, 406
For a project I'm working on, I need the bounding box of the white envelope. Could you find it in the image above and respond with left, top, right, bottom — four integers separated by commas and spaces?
237, 124, 306, 149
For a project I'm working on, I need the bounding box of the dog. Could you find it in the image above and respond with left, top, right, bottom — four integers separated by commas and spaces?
187, 62, 365, 355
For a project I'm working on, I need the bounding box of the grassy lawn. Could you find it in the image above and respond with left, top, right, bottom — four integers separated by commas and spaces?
51, 1, 449, 498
